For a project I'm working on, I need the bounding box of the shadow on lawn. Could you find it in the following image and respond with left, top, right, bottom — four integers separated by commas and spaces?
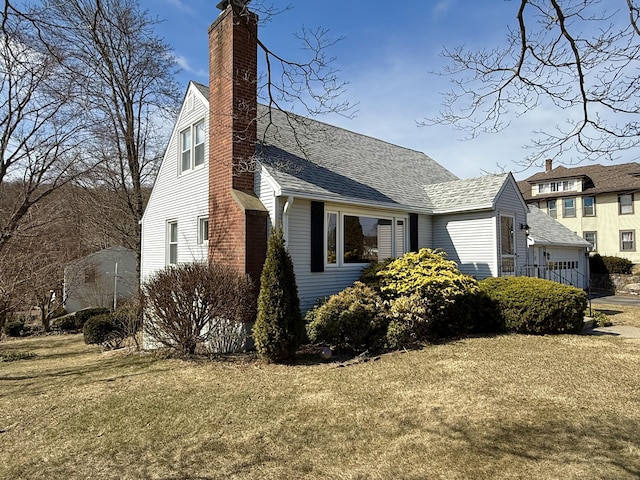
426, 409, 640, 477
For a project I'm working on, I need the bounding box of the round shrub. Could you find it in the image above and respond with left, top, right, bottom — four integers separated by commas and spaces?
3, 318, 24, 337
52, 313, 79, 332
385, 294, 434, 349
75, 307, 111, 330
305, 282, 388, 352
358, 259, 393, 292
83, 314, 117, 345
377, 248, 479, 336
479, 276, 587, 334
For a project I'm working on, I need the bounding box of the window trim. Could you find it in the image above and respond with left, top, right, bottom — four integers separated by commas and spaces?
167, 220, 178, 265
562, 197, 576, 218
582, 196, 595, 217
324, 210, 408, 268
583, 231, 597, 251
620, 230, 636, 252
547, 199, 557, 219
618, 193, 634, 215
500, 215, 516, 276
179, 118, 206, 174
197, 216, 209, 246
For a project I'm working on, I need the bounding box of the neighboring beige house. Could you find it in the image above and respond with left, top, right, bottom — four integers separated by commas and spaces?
519, 160, 640, 263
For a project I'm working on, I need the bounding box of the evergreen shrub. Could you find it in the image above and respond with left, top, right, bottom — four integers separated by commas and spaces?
377, 248, 480, 335
52, 313, 79, 332
83, 314, 117, 345
385, 293, 434, 349
3, 317, 24, 337
75, 307, 111, 330
305, 282, 388, 352
479, 276, 587, 334
253, 227, 305, 362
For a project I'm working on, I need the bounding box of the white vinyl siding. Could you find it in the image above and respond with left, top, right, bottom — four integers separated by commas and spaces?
141, 84, 209, 285
432, 213, 496, 278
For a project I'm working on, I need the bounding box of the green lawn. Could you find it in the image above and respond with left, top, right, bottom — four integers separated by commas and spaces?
1, 332, 639, 479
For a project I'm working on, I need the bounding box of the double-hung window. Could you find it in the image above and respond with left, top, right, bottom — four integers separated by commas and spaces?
547, 199, 557, 219
582, 197, 595, 217
621, 230, 635, 251
563, 197, 576, 218
619, 193, 634, 215
325, 212, 406, 267
180, 119, 205, 173
198, 217, 209, 245
583, 231, 597, 251
167, 221, 178, 265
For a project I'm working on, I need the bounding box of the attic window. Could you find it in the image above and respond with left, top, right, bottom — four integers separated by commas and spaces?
537, 179, 577, 194
180, 119, 205, 173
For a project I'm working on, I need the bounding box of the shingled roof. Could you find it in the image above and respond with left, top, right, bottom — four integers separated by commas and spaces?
526, 205, 592, 248
519, 162, 640, 201
423, 173, 513, 214
193, 82, 460, 212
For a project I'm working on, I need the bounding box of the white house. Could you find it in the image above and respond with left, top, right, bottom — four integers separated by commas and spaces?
140, 1, 530, 313
524, 205, 592, 289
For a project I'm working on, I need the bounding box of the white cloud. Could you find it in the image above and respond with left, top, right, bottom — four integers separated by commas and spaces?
173, 54, 208, 81
164, 0, 194, 15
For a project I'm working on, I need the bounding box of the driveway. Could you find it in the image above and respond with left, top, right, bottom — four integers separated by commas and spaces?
585, 293, 640, 338
590, 293, 640, 307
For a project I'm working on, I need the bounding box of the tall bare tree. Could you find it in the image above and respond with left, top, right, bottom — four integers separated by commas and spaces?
0, 1, 89, 252
429, 0, 640, 168
28, 0, 182, 281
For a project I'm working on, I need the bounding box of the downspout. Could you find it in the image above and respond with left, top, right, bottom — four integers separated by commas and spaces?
282, 196, 294, 247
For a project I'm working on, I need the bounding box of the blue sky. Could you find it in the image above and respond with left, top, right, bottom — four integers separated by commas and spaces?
141, 0, 635, 180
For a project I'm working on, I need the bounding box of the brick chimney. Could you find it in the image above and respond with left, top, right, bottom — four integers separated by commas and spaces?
208, 0, 267, 283
545, 158, 553, 172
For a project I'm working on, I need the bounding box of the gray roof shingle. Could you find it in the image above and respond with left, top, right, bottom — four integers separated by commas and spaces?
192, 81, 511, 212
519, 162, 640, 201
526, 205, 592, 247
423, 174, 510, 213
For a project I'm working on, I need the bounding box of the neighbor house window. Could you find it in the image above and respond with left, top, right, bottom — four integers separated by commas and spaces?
84, 266, 96, 284
547, 199, 557, 218
326, 212, 406, 266
180, 119, 205, 173
621, 230, 635, 251
583, 231, 597, 251
167, 221, 178, 265
582, 197, 595, 216
198, 216, 209, 245
326, 212, 337, 265
563, 197, 576, 218
500, 215, 515, 275
619, 193, 634, 215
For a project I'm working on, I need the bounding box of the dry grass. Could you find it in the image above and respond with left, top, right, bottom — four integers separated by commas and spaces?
1, 332, 640, 480
591, 302, 640, 328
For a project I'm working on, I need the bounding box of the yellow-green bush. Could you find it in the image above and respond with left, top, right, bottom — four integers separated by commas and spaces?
305, 282, 387, 352
479, 276, 587, 334
378, 248, 480, 335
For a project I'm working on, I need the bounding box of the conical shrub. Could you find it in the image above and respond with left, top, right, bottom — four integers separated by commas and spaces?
253, 227, 304, 362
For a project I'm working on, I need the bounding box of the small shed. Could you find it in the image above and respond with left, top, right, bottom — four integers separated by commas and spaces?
63, 246, 137, 313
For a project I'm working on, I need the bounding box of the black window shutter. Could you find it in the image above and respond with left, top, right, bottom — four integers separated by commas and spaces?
409, 213, 418, 252
310, 201, 324, 272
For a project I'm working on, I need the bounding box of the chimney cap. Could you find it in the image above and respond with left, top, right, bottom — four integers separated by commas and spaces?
216, 0, 251, 10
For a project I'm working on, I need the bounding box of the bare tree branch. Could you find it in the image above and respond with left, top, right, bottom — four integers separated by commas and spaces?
427, 0, 640, 168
